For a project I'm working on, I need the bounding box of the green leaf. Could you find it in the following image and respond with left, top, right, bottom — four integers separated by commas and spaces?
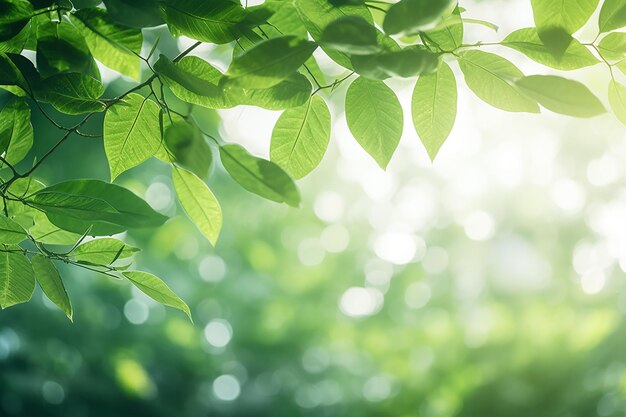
502, 28, 598, 70
0, 52, 38, 95
104, 93, 162, 180
423, 7, 463, 51
27, 179, 168, 235
516, 75, 605, 117
383, 0, 456, 36
71, 8, 143, 80
598, 32, 626, 63
72, 238, 139, 265
294, 0, 372, 69
103, 0, 164, 28
31, 254, 72, 320
225, 36, 317, 89
0, 0, 33, 42
172, 166, 222, 246
608, 79, 626, 125
458, 50, 540, 113
412, 61, 457, 161
352, 47, 439, 79
160, 0, 247, 44
220, 144, 300, 207
28, 212, 82, 245
464, 18, 499, 31
163, 120, 212, 179
531, 0, 598, 35
34, 73, 105, 114
0, 20, 31, 54
0, 215, 26, 244
270, 95, 331, 178
320, 15, 379, 55
123, 271, 192, 320
599, 0, 626, 32
154, 54, 221, 97
0, 244, 34, 308
345, 77, 403, 168
35, 20, 99, 79
0, 96, 32, 165
225, 73, 312, 110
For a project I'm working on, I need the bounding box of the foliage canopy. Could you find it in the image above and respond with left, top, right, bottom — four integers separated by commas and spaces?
0, 0, 625, 319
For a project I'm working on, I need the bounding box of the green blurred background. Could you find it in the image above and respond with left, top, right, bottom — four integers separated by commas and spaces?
2, 1, 626, 416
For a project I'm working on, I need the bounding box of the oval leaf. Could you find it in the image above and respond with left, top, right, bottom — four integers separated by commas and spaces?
0, 244, 34, 309
0, 215, 27, 244
35, 73, 105, 114
123, 271, 192, 320
270, 95, 331, 178
72, 238, 139, 265
345, 77, 403, 168
31, 254, 72, 320
172, 167, 222, 246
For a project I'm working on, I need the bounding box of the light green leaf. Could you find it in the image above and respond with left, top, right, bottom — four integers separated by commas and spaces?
383, 0, 456, 36
458, 50, 540, 113
71, 8, 142, 80
72, 238, 139, 265
531, 0, 599, 34
172, 166, 222, 246
598, 32, 626, 63
35, 73, 105, 114
0, 96, 32, 165
123, 271, 192, 320
270, 95, 331, 178
503, 28, 599, 70
104, 93, 162, 180
294, 0, 372, 69
225, 36, 317, 89
27, 179, 168, 235
154, 54, 221, 98
28, 212, 82, 245
345, 77, 403, 168
0, 216, 26, 244
412, 61, 457, 161
608, 79, 626, 125
160, 0, 247, 44
0, 244, 34, 309
31, 254, 72, 320
464, 18, 498, 31
220, 144, 300, 207
599, 0, 626, 32
320, 15, 379, 55
422, 7, 463, 51
225, 73, 312, 110
163, 120, 212, 179
516, 75, 605, 117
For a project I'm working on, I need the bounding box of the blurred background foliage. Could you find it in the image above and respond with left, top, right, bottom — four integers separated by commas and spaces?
2, 0, 626, 416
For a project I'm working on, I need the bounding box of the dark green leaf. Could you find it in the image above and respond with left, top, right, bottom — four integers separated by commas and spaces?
225, 36, 317, 89
0, 244, 34, 308
27, 179, 168, 235
172, 166, 222, 246
220, 144, 300, 207
412, 61, 457, 161
71, 8, 143, 80
458, 50, 540, 113
516, 75, 605, 117
270, 95, 331, 178
383, 0, 456, 36
0, 0, 33, 42
163, 119, 212, 179
104, 93, 162, 180
345, 77, 403, 168
320, 15, 379, 55
352, 47, 438, 79
294, 0, 372, 69
35, 73, 105, 114
35, 20, 100, 79
123, 271, 192, 320
103, 0, 164, 28
31, 254, 72, 320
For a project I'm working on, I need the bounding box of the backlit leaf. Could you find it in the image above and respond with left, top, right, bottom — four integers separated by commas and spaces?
608, 79, 626, 125
123, 271, 192, 320
35, 73, 105, 114
72, 238, 139, 265
31, 254, 72, 320
0, 215, 26, 244
345, 77, 403, 168
599, 0, 626, 32
0, 244, 34, 309
0, 96, 32, 165
383, 0, 456, 36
